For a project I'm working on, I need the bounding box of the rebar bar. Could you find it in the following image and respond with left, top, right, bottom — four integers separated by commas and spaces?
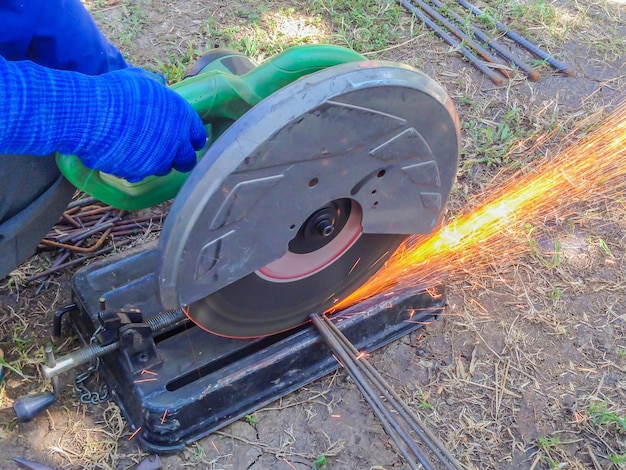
311, 312, 463, 470
455, 0, 574, 75
26, 241, 132, 282
412, 0, 511, 78
428, 0, 540, 80
400, 0, 505, 85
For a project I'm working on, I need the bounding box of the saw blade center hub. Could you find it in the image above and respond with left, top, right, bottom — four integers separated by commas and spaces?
288, 199, 351, 254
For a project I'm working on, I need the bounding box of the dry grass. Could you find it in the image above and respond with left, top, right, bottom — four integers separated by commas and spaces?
0, 0, 625, 469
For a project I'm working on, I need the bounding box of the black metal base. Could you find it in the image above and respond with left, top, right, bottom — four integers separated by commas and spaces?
69, 254, 445, 453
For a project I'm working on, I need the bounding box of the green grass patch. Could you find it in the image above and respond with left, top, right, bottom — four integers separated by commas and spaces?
589, 401, 626, 431
304, 0, 403, 53
460, 107, 525, 173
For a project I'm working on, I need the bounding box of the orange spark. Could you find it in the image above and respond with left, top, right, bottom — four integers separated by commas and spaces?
128, 426, 142, 441
161, 409, 168, 424
333, 101, 626, 311
348, 258, 361, 275
134, 378, 158, 384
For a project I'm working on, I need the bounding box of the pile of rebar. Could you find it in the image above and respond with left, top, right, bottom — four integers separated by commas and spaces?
401, 0, 574, 85
28, 197, 165, 287
311, 312, 463, 470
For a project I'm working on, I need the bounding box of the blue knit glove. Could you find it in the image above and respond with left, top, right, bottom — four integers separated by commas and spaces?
0, 56, 207, 182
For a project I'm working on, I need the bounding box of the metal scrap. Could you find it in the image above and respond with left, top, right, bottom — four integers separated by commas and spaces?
27, 198, 165, 285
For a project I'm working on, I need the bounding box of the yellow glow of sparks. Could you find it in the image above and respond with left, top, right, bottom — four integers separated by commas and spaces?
332, 101, 626, 311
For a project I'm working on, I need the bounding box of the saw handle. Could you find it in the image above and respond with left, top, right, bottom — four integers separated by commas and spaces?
56, 44, 365, 211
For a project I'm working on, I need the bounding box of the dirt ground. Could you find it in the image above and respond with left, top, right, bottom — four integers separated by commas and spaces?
1, 0, 625, 469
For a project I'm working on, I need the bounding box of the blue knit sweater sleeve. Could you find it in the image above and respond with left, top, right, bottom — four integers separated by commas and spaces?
0, 57, 206, 181
0, 0, 128, 73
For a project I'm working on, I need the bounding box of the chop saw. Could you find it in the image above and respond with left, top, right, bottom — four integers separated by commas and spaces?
40, 44, 460, 452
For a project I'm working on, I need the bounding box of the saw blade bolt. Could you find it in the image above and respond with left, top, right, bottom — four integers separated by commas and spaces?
316, 219, 335, 237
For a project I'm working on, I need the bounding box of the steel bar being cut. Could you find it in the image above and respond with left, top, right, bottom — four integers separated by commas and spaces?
310, 312, 463, 470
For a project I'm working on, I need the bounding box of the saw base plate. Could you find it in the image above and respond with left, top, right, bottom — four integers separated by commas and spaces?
68, 260, 445, 453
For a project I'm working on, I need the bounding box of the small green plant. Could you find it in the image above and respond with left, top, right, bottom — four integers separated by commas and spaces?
589, 401, 626, 431
244, 414, 259, 425
458, 96, 475, 107
596, 237, 613, 257
313, 455, 328, 469
548, 287, 563, 301
537, 435, 562, 468
588, 23, 626, 61
461, 107, 523, 170
538, 435, 561, 451
117, 0, 149, 50
154, 44, 205, 83
415, 392, 434, 410
508, 0, 558, 31
0, 351, 26, 379
546, 239, 562, 269
609, 453, 626, 464
201, 10, 316, 63
194, 445, 205, 460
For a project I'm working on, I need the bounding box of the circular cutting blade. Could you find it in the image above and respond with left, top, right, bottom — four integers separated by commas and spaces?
158, 60, 460, 338
188, 200, 405, 337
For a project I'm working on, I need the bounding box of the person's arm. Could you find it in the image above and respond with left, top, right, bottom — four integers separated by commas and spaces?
0, 0, 129, 74
0, 56, 206, 182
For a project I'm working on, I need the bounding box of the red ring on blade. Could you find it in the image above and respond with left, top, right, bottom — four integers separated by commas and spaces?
257, 203, 363, 282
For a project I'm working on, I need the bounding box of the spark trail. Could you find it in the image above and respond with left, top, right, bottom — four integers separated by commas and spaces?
333, 101, 626, 311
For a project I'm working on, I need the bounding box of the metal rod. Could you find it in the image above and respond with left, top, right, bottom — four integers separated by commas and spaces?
44, 343, 61, 398
61, 212, 81, 228
400, 0, 505, 85
311, 313, 429, 470
311, 312, 463, 470
428, 0, 539, 81
411, 0, 511, 78
66, 197, 98, 209
42, 308, 187, 378
26, 244, 119, 282
69, 218, 118, 243
322, 316, 463, 469
40, 226, 114, 253
455, 0, 574, 75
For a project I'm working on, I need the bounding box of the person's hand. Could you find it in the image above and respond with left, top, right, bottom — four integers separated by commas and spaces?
76, 68, 207, 182
0, 58, 207, 182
